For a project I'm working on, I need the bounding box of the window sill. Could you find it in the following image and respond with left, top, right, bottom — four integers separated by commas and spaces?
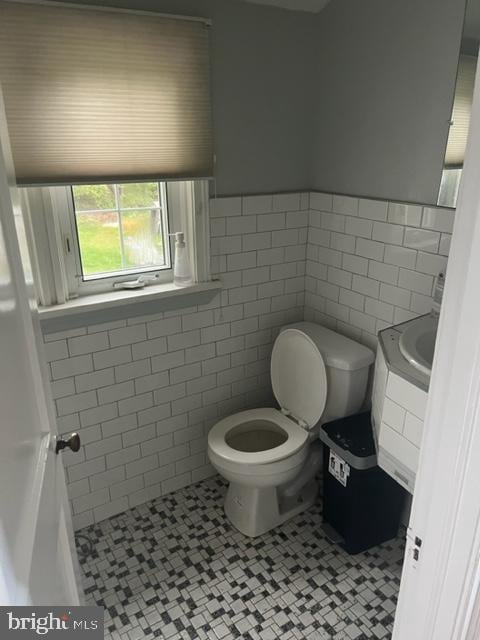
39, 280, 222, 321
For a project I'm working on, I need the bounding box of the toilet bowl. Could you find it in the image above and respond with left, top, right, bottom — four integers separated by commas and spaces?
208, 322, 374, 537
209, 408, 309, 487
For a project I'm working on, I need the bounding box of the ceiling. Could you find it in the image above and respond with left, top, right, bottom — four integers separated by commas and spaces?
243, 0, 331, 13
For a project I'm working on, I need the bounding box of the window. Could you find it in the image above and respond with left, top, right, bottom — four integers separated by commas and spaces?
0, 2, 214, 308
22, 180, 210, 306
71, 182, 170, 280
438, 54, 477, 208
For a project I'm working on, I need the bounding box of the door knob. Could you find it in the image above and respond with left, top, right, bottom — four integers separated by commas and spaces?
55, 432, 81, 454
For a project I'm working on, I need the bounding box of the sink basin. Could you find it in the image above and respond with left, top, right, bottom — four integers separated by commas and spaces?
399, 315, 438, 377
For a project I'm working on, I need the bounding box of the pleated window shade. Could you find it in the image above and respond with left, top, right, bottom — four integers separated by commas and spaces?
0, 1, 213, 185
444, 55, 477, 169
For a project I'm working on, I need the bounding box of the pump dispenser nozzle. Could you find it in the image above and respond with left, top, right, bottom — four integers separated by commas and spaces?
169, 231, 185, 247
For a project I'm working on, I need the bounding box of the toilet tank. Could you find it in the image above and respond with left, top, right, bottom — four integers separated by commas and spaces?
282, 322, 375, 423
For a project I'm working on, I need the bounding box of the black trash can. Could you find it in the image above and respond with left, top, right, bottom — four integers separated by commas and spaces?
320, 412, 406, 555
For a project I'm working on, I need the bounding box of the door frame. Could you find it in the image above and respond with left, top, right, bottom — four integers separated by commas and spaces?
393, 50, 480, 640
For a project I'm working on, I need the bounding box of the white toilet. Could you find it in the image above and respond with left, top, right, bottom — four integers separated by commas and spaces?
207, 322, 375, 537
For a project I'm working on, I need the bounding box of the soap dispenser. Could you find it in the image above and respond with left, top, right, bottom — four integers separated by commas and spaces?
431, 272, 445, 317
170, 232, 193, 287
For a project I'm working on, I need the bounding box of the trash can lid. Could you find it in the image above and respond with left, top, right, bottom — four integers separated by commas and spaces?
320, 412, 377, 469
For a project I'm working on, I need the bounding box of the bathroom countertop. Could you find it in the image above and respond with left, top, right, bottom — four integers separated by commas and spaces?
378, 315, 430, 393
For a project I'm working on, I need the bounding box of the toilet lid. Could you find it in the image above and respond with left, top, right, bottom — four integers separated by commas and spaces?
271, 328, 327, 429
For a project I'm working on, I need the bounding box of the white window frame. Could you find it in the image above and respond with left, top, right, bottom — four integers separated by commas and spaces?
57, 182, 173, 296
21, 179, 211, 307
438, 167, 462, 208
70, 181, 171, 281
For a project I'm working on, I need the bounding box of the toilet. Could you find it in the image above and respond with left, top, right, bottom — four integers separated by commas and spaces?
207, 322, 375, 537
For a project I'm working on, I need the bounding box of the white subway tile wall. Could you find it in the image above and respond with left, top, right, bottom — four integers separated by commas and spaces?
305, 194, 453, 349
43, 192, 308, 529
43, 190, 454, 528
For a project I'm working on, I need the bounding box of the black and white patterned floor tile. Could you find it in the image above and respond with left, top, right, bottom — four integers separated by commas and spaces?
76, 477, 404, 640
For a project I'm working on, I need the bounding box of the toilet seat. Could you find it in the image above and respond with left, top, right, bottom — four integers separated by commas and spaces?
208, 408, 308, 466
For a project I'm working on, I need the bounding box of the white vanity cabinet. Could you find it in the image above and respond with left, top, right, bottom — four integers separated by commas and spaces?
372, 332, 428, 495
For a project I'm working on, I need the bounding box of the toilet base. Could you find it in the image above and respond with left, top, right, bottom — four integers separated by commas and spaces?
224, 478, 318, 537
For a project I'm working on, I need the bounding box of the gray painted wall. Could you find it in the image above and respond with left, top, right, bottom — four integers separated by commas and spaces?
55, 0, 466, 205
462, 0, 480, 55
56, 0, 316, 197
310, 0, 466, 205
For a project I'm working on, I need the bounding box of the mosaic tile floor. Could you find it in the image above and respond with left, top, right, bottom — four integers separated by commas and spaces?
77, 477, 405, 640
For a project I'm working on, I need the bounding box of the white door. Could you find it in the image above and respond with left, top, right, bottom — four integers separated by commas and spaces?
0, 96, 81, 605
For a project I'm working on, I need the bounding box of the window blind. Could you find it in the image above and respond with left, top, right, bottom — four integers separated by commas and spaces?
444, 54, 477, 169
0, 1, 213, 185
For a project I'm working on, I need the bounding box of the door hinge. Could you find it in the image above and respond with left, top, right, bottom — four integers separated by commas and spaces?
280, 407, 308, 430
413, 536, 422, 561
